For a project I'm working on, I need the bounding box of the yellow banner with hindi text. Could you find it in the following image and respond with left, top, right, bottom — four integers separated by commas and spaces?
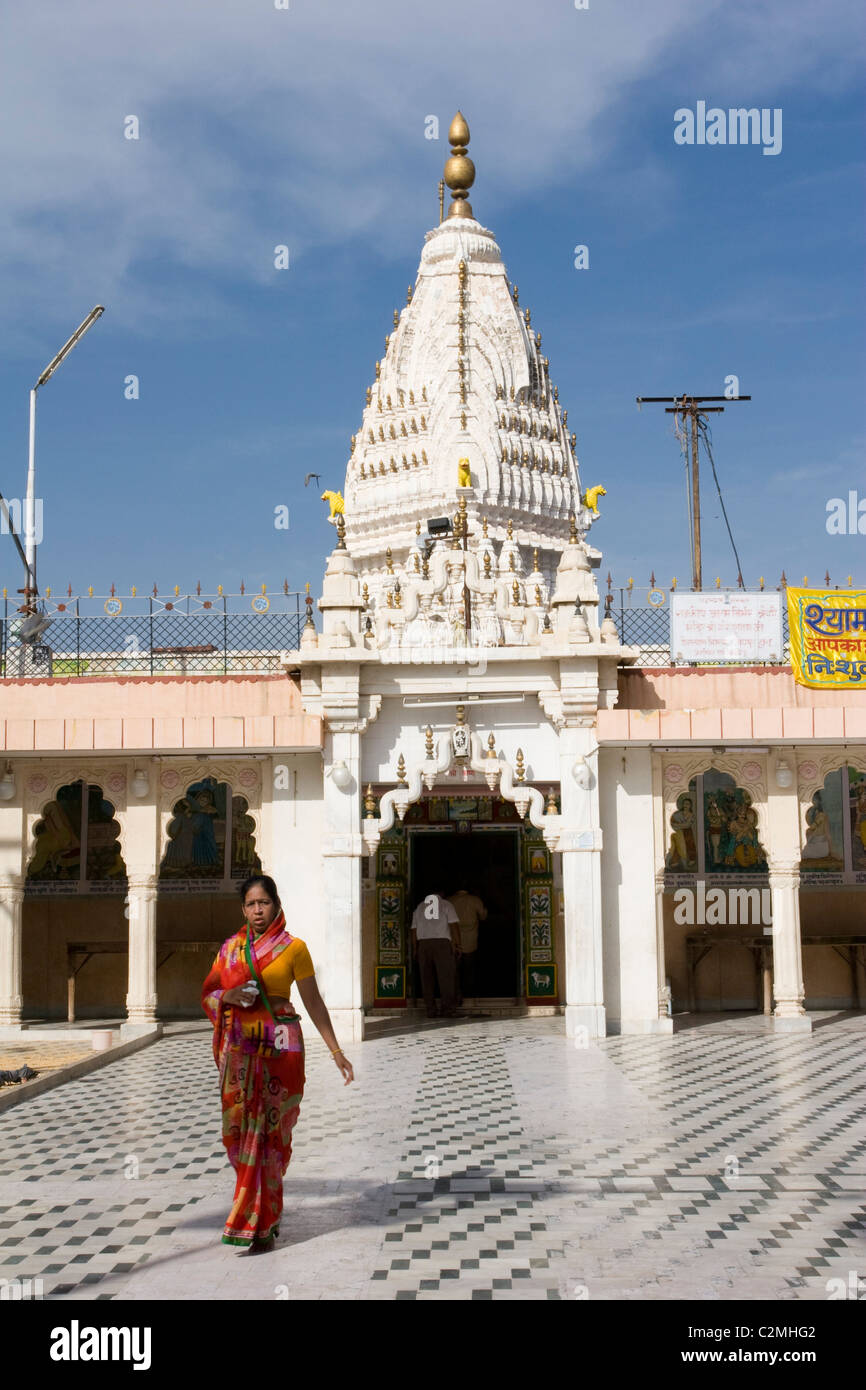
787, 588, 866, 689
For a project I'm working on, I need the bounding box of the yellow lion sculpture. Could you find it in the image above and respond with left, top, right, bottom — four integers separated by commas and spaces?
583, 484, 606, 517
457, 458, 472, 487
321, 490, 344, 522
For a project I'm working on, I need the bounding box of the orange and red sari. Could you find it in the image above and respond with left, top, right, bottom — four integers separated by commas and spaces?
202, 910, 307, 1246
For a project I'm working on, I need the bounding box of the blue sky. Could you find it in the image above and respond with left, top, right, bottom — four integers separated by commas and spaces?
0, 0, 863, 602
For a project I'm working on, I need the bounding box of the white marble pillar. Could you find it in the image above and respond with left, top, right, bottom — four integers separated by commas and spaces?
122, 786, 162, 1037
769, 858, 809, 1031
766, 757, 810, 1032
0, 876, 25, 1029
320, 726, 364, 1045
559, 725, 605, 1039
124, 872, 159, 1033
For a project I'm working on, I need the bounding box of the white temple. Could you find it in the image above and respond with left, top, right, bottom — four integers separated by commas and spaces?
0, 112, 861, 1047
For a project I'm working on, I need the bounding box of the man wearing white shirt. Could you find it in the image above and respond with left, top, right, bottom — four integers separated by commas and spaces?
410, 891, 460, 1019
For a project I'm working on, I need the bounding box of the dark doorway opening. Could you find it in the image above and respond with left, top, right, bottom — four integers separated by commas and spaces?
409, 829, 521, 999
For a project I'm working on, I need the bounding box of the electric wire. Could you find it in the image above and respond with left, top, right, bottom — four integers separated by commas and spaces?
697, 415, 744, 587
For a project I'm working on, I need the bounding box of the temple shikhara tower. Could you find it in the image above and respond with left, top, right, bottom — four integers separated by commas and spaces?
290, 114, 635, 1044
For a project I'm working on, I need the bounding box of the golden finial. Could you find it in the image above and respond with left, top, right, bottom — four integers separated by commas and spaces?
386, 591, 394, 608
407, 285, 413, 305
459, 494, 468, 519
131, 585, 137, 597
422, 552, 429, 579
533, 547, 539, 570
384, 335, 389, 352
414, 552, 420, 572
512, 579, 520, 605
444, 113, 475, 219
759, 576, 764, 591
460, 410, 467, 430
415, 520, 421, 535
483, 550, 491, 578
375, 360, 381, 380
536, 332, 542, 349
393, 310, 399, 330
571, 432, 577, 450
386, 548, 394, 574
386, 394, 392, 409
509, 551, 516, 572
482, 515, 488, 537
218, 584, 223, 596
486, 732, 497, 759
88, 586, 93, 598
507, 518, 513, 539
515, 749, 525, 782
458, 258, 467, 281
438, 178, 445, 224
455, 703, 466, 726
366, 386, 372, 406
512, 284, 519, 305
524, 307, 531, 327
545, 787, 558, 815
394, 586, 402, 608
569, 513, 577, 544
671, 577, 677, 590
425, 725, 434, 759
335, 513, 347, 550
535, 585, 542, 606
362, 582, 369, 604
364, 785, 377, 818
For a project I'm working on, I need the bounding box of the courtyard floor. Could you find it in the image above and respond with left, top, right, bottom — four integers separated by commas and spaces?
0, 1013, 863, 1301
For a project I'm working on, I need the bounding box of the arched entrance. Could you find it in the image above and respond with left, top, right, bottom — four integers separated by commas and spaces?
23, 780, 128, 1022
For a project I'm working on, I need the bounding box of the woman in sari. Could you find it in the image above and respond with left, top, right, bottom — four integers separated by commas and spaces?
202, 873, 354, 1251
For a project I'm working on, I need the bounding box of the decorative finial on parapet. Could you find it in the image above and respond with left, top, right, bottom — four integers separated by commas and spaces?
396, 753, 407, 786
482, 515, 489, 538
425, 725, 434, 759
546, 787, 558, 815
335, 513, 347, 550
507, 517, 513, 539
486, 732, 497, 759
364, 785, 377, 817
304, 584, 315, 627
483, 550, 491, 579
515, 749, 525, 783
456, 703, 466, 726
444, 112, 475, 219
386, 548, 394, 574
375, 360, 381, 380
569, 513, 578, 544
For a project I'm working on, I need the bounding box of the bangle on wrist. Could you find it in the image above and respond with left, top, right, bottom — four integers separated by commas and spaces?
330, 1047, 344, 1056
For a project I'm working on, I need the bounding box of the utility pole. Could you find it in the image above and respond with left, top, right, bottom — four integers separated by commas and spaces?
636, 394, 750, 590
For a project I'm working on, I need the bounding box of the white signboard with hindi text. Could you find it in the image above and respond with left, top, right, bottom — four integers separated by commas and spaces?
670, 592, 783, 664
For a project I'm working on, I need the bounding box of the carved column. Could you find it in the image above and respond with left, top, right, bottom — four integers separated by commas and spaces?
768, 858, 809, 1030
321, 720, 365, 1046
124, 873, 159, 1031
766, 759, 810, 1032
0, 876, 25, 1028
559, 722, 606, 1040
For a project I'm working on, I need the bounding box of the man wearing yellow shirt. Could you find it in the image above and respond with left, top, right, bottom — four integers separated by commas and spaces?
447, 887, 488, 1003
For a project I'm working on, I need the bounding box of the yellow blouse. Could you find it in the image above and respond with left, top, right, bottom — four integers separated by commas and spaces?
258, 936, 315, 1001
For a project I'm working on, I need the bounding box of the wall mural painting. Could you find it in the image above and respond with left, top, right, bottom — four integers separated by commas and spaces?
800, 766, 866, 886
849, 768, 866, 874
27, 781, 126, 892
160, 777, 260, 884
666, 771, 767, 882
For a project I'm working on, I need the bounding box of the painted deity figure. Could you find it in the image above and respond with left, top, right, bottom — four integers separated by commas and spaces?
667, 795, 697, 870
706, 795, 724, 866
802, 792, 833, 861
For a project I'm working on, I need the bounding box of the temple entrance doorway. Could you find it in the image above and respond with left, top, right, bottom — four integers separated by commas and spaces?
408, 828, 521, 1001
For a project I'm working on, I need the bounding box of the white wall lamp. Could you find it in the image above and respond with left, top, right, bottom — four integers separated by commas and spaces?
131, 768, 149, 798
0, 764, 15, 801
774, 758, 794, 789
572, 756, 594, 790
327, 760, 354, 791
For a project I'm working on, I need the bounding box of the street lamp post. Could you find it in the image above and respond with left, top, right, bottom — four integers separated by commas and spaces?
23, 305, 105, 606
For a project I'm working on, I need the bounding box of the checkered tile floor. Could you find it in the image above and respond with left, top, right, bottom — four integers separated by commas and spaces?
0, 1015, 863, 1300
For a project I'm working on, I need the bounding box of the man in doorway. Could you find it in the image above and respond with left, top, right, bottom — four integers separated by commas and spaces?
410, 891, 460, 1019
447, 887, 487, 1004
